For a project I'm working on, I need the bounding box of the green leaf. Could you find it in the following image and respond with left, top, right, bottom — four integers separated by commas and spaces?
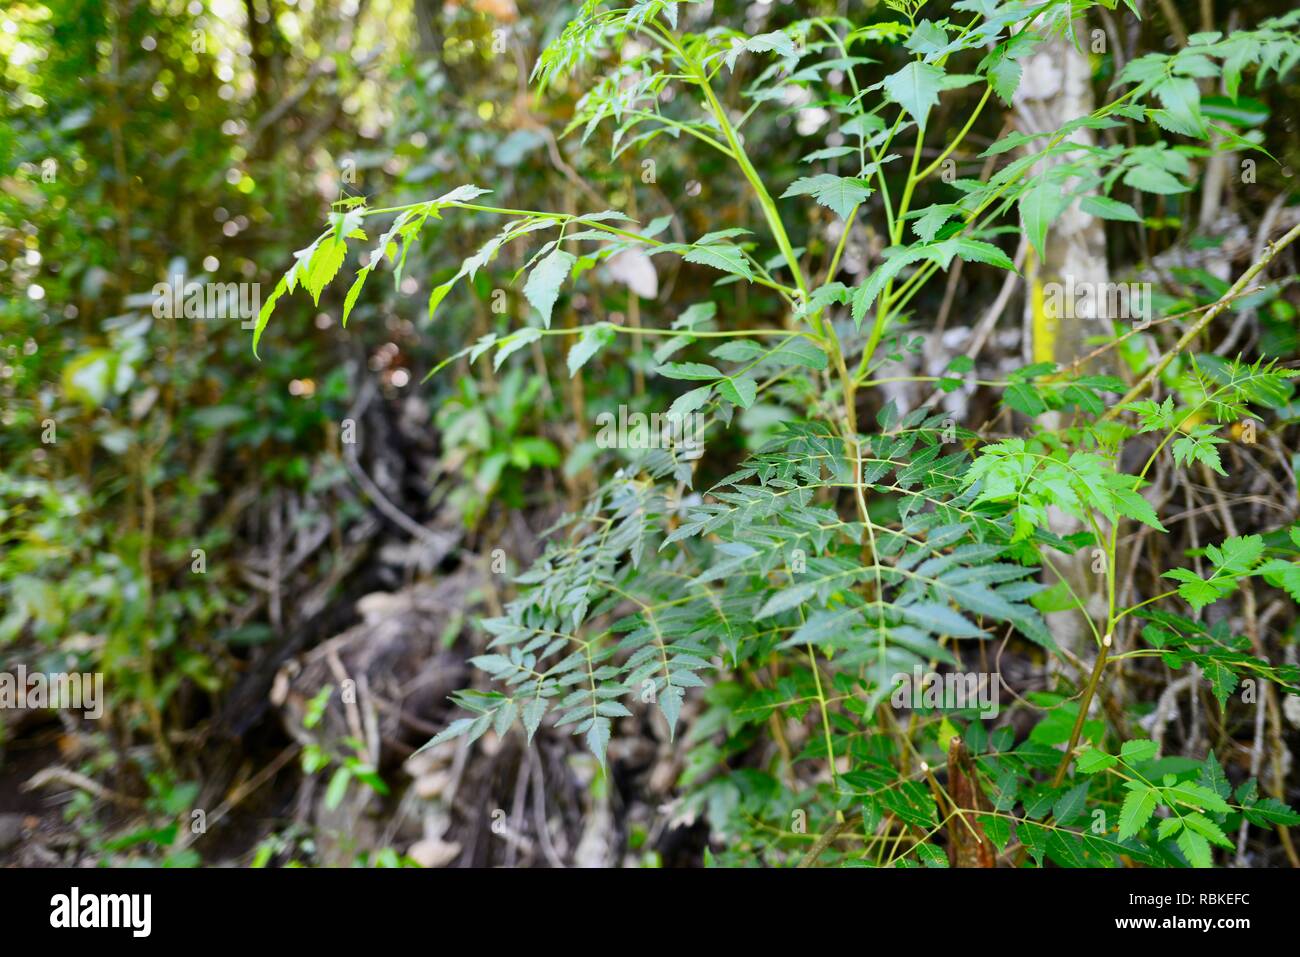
897, 602, 983, 638
342, 266, 371, 327
980, 813, 1011, 851
1076, 749, 1118, 774
1004, 381, 1047, 416
781, 174, 873, 219
1183, 812, 1234, 849
493, 328, 542, 371
426, 278, 457, 324
1201, 95, 1269, 127
1123, 164, 1189, 195
1243, 797, 1300, 827
1153, 76, 1206, 137
911, 204, 960, 243
1204, 660, 1239, 711
1019, 184, 1068, 258
418, 716, 475, 752
659, 684, 684, 739
251, 275, 288, 357
852, 248, 927, 324
668, 384, 713, 416
985, 54, 1020, 104
522, 697, 547, 743
1080, 195, 1142, 222
1163, 569, 1225, 611
524, 249, 576, 329
1120, 739, 1160, 764
951, 238, 1016, 271
325, 767, 352, 810
1118, 785, 1160, 840
1053, 781, 1090, 824
1176, 827, 1213, 867
1210, 534, 1264, 575
882, 61, 945, 129
1199, 752, 1232, 800
1171, 433, 1227, 476
1108, 484, 1168, 533
710, 339, 767, 362
1166, 781, 1231, 816
755, 580, 820, 620
587, 716, 611, 769
657, 362, 722, 380
718, 375, 758, 409
768, 337, 830, 370
904, 19, 949, 58
724, 30, 799, 71
683, 244, 753, 280
1163, 534, 1263, 611
567, 323, 615, 377
305, 238, 347, 305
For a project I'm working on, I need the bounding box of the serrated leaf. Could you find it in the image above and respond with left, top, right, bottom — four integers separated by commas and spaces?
1076, 749, 1118, 774
567, 323, 615, 377
1019, 184, 1067, 259
1153, 76, 1206, 137
717, 375, 757, 409
1053, 781, 1090, 824
1118, 785, 1159, 840
1199, 752, 1232, 800
986, 54, 1020, 104
1120, 739, 1160, 764
342, 266, 371, 327
1123, 164, 1189, 195
657, 361, 721, 380
756, 580, 820, 620
898, 602, 983, 638
659, 683, 684, 739
882, 61, 944, 129
668, 384, 712, 416
522, 696, 547, 743
586, 716, 611, 769
1176, 827, 1212, 867
493, 328, 542, 371
1080, 195, 1142, 222
768, 337, 829, 370
1167, 781, 1231, 816
1184, 812, 1233, 849
524, 249, 576, 329
781, 174, 873, 219
951, 238, 1016, 271
683, 244, 753, 280
305, 238, 347, 305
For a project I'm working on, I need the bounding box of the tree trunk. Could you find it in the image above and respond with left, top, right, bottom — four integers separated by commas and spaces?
1013, 26, 1112, 652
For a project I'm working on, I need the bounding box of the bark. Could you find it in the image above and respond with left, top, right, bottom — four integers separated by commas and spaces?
1013, 26, 1112, 652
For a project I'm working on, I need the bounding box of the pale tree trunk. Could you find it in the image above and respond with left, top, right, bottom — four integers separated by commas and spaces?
1013, 25, 1111, 654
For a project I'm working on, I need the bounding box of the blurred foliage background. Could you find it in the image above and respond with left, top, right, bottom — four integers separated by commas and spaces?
2, 0, 1299, 866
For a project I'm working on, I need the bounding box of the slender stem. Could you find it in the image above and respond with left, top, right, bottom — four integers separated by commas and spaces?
823, 205, 858, 286
807, 644, 840, 793
1051, 635, 1111, 788
917, 85, 993, 181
